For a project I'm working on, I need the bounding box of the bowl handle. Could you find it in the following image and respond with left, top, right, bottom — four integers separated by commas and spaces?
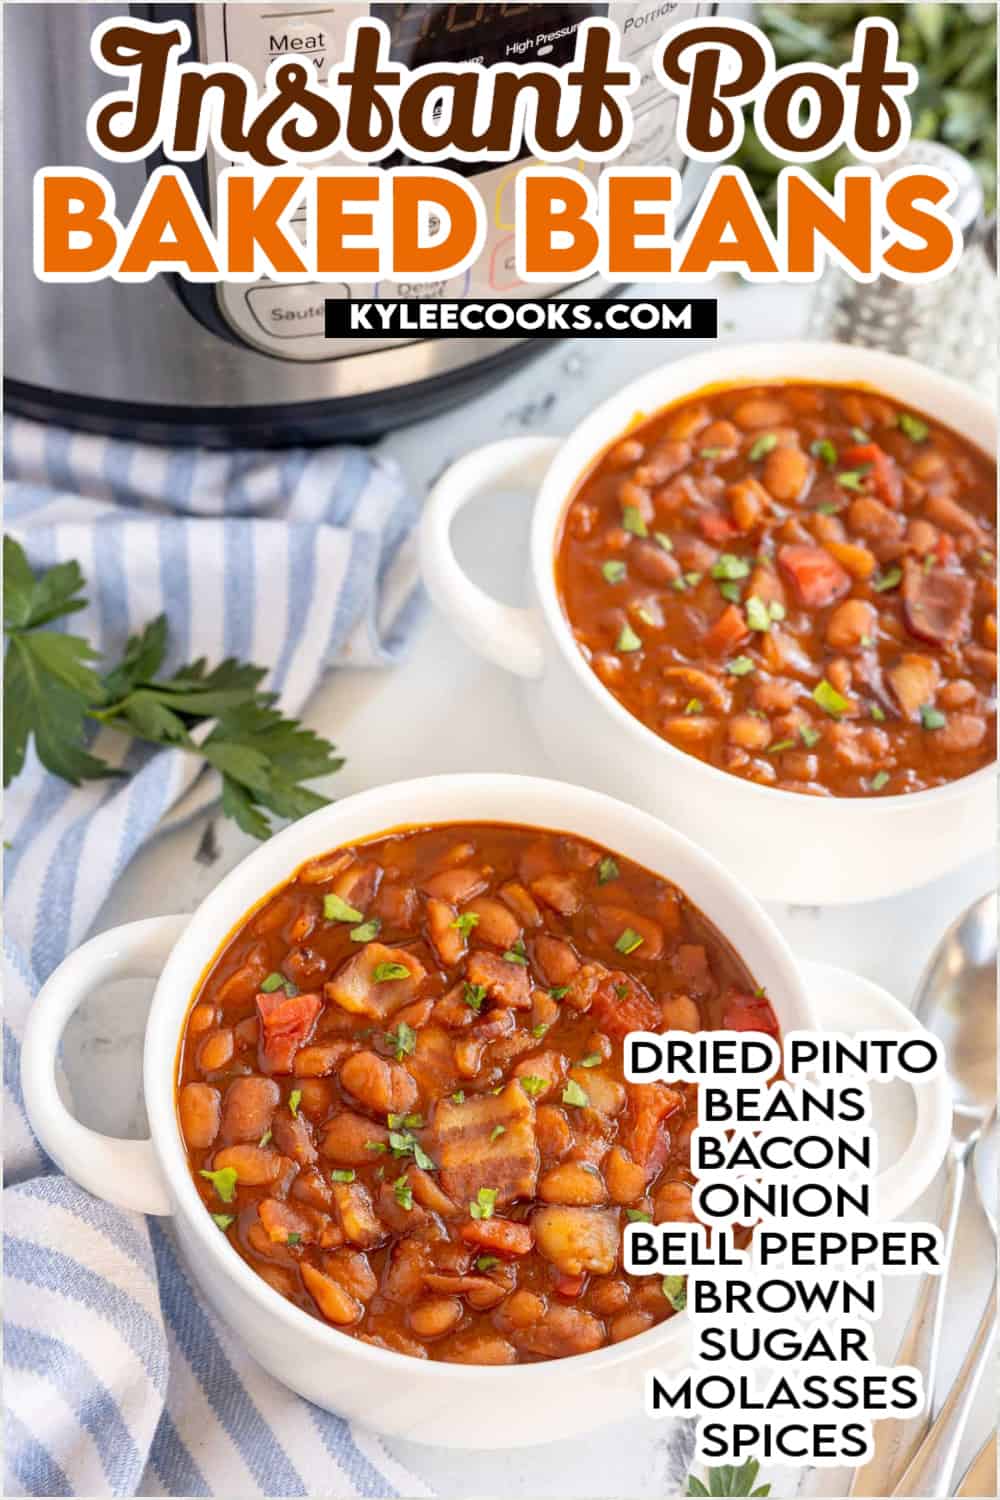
799, 959, 953, 1223
21, 915, 188, 1216
419, 435, 559, 679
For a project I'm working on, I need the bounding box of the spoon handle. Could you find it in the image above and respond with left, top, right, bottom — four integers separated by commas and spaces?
848, 1151, 966, 1497
889, 1278, 997, 1497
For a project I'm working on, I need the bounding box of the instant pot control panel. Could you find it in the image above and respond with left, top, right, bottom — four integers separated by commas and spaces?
189, 2, 704, 361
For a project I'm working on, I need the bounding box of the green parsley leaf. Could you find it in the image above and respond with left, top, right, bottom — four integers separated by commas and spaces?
614, 927, 644, 955
393, 1173, 414, 1211
685, 1459, 770, 1497
366, 1140, 389, 1154
614, 982, 630, 999
451, 910, 477, 936
387, 1112, 424, 1129
769, 601, 785, 621
469, 1187, 498, 1220
616, 623, 643, 654
549, 986, 570, 1000
324, 892, 363, 924
621, 505, 648, 538
597, 856, 620, 885
872, 566, 903, 593
920, 705, 947, 730
767, 739, 795, 754
662, 1274, 687, 1311
580, 1052, 603, 1068
490, 1124, 506, 1142
519, 1076, 547, 1097
748, 433, 777, 462
799, 725, 821, 749
711, 553, 751, 582
745, 595, 772, 632
531, 1023, 548, 1038
625, 1208, 652, 1223
815, 499, 841, 515
684, 698, 703, 715
851, 427, 870, 443
602, 559, 627, 584
260, 972, 285, 993
463, 982, 487, 1012
812, 679, 849, 718
810, 438, 837, 466
870, 704, 886, 723
385, 1021, 416, 1060
562, 1079, 589, 1108
684, 572, 703, 588
373, 961, 410, 982
726, 656, 755, 677
700, 446, 726, 459
199, 1166, 238, 1203
331, 1169, 356, 1183
836, 466, 871, 491
211, 1213, 235, 1230
451, 1090, 465, 1104
502, 941, 529, 965
258, 1129, 272, 1147
718, 581, 743, 603
898, 412, 929, 442
475, 1255, 500, 1271
350, 918, 381, 943
868, 770, 891, 792
286, 1232, 302, 1246
288, 1088, 302, 1117
653, 531, 674, 553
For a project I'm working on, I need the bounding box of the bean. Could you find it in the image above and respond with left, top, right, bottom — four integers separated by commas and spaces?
751, 677, 798, 713
908, 449, 948, 481
187, 1002, 217, 1036
826, 599, 877, 652
781, 750, 819, 782
611, 1310, 655, 1342
197, 1029, 234, 1073
934, 712, 987, 752
179, 1082, 221, 1149
763, 445, 811, 502
213, 1143, 281, 1185
340, 1050, 418, 1116
732, 397, 790, 429
698, 418, 740, 450
464, 896, 521, 950
321, 1111, 390, 1164
293, 1041, 355, 1077
301, 1262, 363, 1325
906, 518, 938, 554
727, 714, 771, 751
606, 437, 644, 469
587, 1279, 630, 1316
536, 1105, 572, 1161
938, 679, 977, 709
654, 1181, 695, 1223
631, 540, 680, 585
662, 714, 717, 745
298, 850, 353, 885
221, 1075, 280, 1142
661, 995, 701, 1031
604, 1146, 647, 1204
501, 1290, 547, 1329
408, 1297, 463, 1339
728, 480, 763, 531
665, 404, 710, 441
539, 1162, 608, 1206
825, 540, 876, 580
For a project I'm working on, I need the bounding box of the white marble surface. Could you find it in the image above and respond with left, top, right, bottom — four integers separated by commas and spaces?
63, 280, 996, 1498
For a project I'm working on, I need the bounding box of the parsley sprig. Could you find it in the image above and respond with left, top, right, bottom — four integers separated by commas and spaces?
686, 1459, 770, 1497
3, 537, 343, 838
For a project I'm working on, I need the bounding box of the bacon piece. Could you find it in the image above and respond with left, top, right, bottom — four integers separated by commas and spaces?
432, 1080, 538, 1207
722, 990, 780, 1036
901, 557, 973, 647
587, 970, 660, 1038
256, 990, 322, 1074
622, 1082, 683, 1174
465, 949, 532, 1010
459, 1218, 534, 1257
324, 943, 426, 1022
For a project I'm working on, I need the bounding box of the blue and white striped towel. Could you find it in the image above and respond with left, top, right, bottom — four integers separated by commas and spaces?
3, 417, 432, 1498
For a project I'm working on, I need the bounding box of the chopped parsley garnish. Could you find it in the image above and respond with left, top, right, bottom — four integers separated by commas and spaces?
812, 679, 849, 718
810, 438, 837, 466
476, 1256, 500, 1271
872, 566, 902, 593
799, 724, 820, 748
614, 982, 630, 999
870, 704, 886, 722
490, 1125, 506, 1142
503, 940, 529, 965
684, 572, 703, 588
519, 1075, 547, 1097
211, 1213, 235, 1230
199, 1166, 238, 1203
621, 505, 648, 538
331, 1169, 356, 1183
388, 1129, 436, 1171
700, 446, 726, 459
463, 982, 487, 1012
602, 559, 627, 585
323, 892, 364, 924
851, 426, 870, 443
614, 927, 644, 955
385, 1021, 417, 1060
469, 1187, 498, 1220
653, 531, 674, 553
815, 499, 841, 515
258, 1129, 272, 1148
562, 1079, 589, 1108
718, 581, 743, 603
393, 1173, 414, 1211
662, 1274, 687, 1311
726, 656, 755, 677
684, 698, 703, 715
898, 412, 929, 442
920, 705, 947, 730
769, 601, 785, 621
288, 1088, 302, 1117
748, 433, 777, 462
366, 1140, 388, 1154
549, 985, 570, 1000
373, 961, 410, 982
531, 1023, 549, 1038
286, 1232, 302, 1246
597, 855, 620, 885
387, 1112, 423, 1129
636, 605, 659, 627
626, 1208, 652, 1223
260, 971, 286, 993
616, 623, 643, 654
580, 1053, 603, 1068
836, 466, 871, 491
350, 918, 381, 943
711, 553, 750, 582
451, 1090, 465, 1104
767, 739, 795, 754
868, 771, 891, 792
745, 595, 772, 632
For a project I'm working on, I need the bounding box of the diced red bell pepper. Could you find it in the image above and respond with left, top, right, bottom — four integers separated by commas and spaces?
459, 1218, 534, 1257
589, 973, 660, 1039
699, 511, 738, 543
256, 989, 323, 1073
842, 443, 903, 508
722, 990, 780, 1036
777, 544, 851, 609
553, 1273, 586, 1299
704, 603, 751, 657
935, 532, 956, 564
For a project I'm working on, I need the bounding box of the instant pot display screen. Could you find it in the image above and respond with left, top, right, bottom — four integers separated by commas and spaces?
372, 4, 608, 70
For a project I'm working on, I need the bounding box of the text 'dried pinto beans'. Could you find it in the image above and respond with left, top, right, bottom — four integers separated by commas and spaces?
177, 823, 776, 1363
556, 384, 996, 798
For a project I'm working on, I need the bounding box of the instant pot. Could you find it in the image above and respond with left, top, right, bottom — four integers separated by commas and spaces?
5, 2, 715, 445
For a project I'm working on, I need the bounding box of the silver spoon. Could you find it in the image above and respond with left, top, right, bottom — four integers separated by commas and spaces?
849, 892, 997, 1497
890, 1111, 998, 1496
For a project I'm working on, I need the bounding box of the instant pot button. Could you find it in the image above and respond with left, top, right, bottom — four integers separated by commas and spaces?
245, 282, 349, 339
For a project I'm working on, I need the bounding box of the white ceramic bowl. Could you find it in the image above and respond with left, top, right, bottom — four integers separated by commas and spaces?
420, 343, 996, 904
21, 775, 951, 1448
